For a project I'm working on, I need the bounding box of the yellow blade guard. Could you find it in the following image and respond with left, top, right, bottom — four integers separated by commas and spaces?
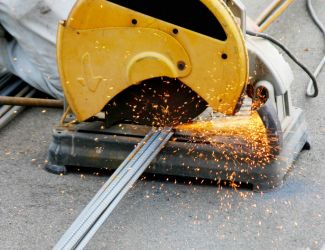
57, 0, 249, 122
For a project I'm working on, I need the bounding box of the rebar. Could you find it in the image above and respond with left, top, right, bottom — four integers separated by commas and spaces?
0, 96, 64, 108
0, 89, 36, 130
0, 85, 31, 117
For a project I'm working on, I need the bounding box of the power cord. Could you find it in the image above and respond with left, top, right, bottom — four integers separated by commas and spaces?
246, 30, 319, 97
306, 0, 325, 97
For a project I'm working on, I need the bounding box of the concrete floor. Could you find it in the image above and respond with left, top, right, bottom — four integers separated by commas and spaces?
0, 1, 324, 249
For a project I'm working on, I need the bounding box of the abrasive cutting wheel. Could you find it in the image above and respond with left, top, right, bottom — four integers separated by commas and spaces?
57, 0, 248, 126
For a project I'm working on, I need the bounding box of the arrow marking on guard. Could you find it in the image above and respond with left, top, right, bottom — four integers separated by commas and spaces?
77, 53, 103, 92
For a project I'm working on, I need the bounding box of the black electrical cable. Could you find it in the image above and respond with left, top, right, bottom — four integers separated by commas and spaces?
246, 30, 319, 98
306, 0, 325, 97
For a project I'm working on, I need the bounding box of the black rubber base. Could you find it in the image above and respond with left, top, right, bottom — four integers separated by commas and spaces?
45, 164, 67, 175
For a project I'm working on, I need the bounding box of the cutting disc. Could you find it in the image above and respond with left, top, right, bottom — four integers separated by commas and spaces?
104, 77, 208, 127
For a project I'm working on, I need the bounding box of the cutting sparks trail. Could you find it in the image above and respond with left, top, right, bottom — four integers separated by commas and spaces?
54, 127, 173, 250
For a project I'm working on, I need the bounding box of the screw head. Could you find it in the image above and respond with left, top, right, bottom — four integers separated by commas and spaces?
221, 53, 228, 60
173, 28, 179, 34
177, 61, 186, 71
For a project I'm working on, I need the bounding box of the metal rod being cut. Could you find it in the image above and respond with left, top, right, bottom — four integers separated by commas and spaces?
54, 127, 173, 250
55, 129, 158, 246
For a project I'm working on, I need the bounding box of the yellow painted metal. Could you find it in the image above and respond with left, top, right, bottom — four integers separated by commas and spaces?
57, 0, 248, 122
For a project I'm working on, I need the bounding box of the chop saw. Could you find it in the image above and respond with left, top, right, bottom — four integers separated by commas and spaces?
47, 0, 309, 189
47, 0, 311, 248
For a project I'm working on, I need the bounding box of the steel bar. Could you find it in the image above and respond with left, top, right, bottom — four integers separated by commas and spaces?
54, 127, 173, 250
0, 79, 23, 96
56, 128, 173, 250
55, 129, 157, 246
0, 72, 11, 81
0, 89, 36, 130
0, 86, 31, 117
76, 129, 173, 250
256, 0, 294, 32
0, 73, 12, 89
0, 96, 64, 108
55, 128, 172, 249
256, 0, 282, 25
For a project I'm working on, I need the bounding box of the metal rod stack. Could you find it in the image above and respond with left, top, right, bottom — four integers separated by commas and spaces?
0, 72, 36, 130
0, 72, 64, 130
54, 127, 173, 250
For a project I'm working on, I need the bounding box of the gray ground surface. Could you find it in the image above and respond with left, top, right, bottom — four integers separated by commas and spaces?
0, 1, 324, 249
